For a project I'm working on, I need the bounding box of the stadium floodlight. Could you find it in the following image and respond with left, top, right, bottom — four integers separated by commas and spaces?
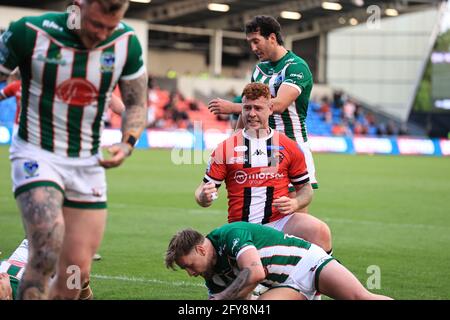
207, 3, 230, 12
280, 11, 302, 20
349, 17, 358, 25
130, 0, 151, 3
322, 1, 343, 11
385, 8, 399, 17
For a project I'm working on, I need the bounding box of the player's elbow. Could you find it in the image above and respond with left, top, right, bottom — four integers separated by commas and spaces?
251, 268, 267, 284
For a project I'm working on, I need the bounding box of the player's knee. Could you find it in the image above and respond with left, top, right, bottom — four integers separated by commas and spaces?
318, 221, 332, 251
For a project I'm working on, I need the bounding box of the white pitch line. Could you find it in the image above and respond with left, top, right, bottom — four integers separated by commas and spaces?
90, 274, 205, 288
323, 217, 450, 231
109, 203, 225, 215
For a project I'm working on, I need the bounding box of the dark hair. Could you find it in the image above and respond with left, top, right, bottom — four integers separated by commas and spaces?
242, 82, 271, 101
245, 15, 284, 45
85, 0, 129, 13
165, 229, 204, 270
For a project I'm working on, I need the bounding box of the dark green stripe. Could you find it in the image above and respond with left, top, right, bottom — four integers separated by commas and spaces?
266, 273, 289, 284
7, 265, 21, 277
91, 46, 115, 155
10, 277, 19, 300
39, 42, 61, 152
67, 51, 88, 157
14, 181, 64, 198
18, 29, 38, 142
281, 110, 295, 141
312, 182, 319, 190
261, 256, 301, 266
314, 258, 335, 291
63, 199, 107, 209
268, 115, 275, 132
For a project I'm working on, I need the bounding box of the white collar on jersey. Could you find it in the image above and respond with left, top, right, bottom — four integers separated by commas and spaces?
242, 128, 274, 141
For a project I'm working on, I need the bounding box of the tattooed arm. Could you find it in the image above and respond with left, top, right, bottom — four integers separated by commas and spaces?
100, 73, 148, 168
210, 247, 266, 300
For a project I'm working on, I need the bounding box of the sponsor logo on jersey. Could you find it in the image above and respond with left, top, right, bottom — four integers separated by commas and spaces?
43, 20, 64, 32
56, 78, 99, 106
268, 151, 284, 166
23, 160, 39, 178
234, 145, 248, 152
290, 72, 304, 79
252, 149, 266, 156
37, 53, 67, 66
267, 145, 284, 151
234, 170, 284, 185
100, 52, 115, 73
229, 156, 246, 164
274, 74, 283, 89
231, 238, 240, 253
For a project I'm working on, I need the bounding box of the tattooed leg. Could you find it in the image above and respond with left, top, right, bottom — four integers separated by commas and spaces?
16, 186, 65, 300
49, 207, 107, 300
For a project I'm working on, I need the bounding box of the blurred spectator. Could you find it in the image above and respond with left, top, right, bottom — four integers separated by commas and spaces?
319, 97, 332, 124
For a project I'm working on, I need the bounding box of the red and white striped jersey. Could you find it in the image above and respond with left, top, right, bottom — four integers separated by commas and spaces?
204, 129, 309, 224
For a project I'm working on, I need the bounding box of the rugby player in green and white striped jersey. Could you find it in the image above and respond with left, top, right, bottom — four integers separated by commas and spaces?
165, 222, 392, 300
0, 0, 147, 299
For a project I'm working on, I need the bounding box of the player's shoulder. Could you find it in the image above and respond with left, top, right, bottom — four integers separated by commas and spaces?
285, 52, 312, 72
111, 20, 137, 38
23, 12, 67, 34
254, 60, 271, 74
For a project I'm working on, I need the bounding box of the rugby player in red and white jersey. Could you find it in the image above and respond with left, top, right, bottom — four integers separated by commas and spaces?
195, 83, 332, 254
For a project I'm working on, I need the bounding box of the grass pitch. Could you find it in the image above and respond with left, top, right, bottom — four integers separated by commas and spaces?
1, 146, 449, 299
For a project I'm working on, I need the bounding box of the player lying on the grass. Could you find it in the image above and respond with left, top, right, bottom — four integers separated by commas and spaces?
0, 240, 93, 300
195, 83, 332, 253
165, 222, 392, 300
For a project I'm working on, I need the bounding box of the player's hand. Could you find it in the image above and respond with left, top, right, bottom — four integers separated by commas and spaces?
99, 143, 132, 169
200, 182, 218, 205
273, 196, 298, 215
208, 98, 233, 115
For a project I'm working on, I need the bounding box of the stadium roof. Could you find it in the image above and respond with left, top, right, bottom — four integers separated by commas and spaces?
0, 0, 445, 51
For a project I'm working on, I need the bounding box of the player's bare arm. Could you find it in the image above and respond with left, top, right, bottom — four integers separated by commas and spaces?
208, 98, 242, 115
211, 248, 265, 300
100, 73, 147, 168
16, 187, 64, 299
273, 182, 313, 214
271, 84, 301, 113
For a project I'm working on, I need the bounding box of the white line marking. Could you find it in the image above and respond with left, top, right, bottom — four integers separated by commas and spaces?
90, 274, 205, 288
323, 217, 450, 231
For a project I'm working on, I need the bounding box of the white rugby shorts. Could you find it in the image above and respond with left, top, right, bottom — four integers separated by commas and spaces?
10, 137, 107, 209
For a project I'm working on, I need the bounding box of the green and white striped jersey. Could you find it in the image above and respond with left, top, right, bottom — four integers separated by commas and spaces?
0, 239, 28, 300
251, 51, 313, 143
205, 222, 312, 294
0, 12, 145, 157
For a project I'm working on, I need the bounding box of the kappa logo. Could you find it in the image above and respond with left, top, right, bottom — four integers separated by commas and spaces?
23, 160, 39, 178
253, 149, 266, 156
